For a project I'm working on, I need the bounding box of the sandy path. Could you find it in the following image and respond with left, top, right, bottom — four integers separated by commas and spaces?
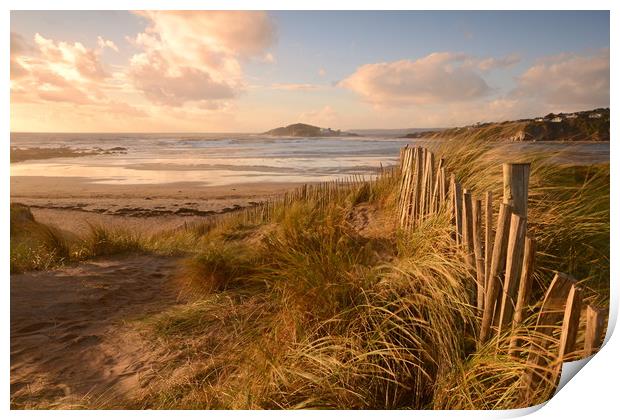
10, 254, 181, 409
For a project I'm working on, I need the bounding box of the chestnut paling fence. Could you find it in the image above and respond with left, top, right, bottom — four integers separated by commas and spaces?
205, 144, 606, 394
211, 172, 380, 226
396, 145, 607, 392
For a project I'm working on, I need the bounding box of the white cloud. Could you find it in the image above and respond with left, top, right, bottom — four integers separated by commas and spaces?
340, 52, 492, 107
33, 33, 108, 81
10, 32, 150, 119
97, 36, 119, 52
128, 11, 276, 107
476, 53, 520, 71
270, 83, 322, 91
11, 33, 109, 104
510, 49, 609, 109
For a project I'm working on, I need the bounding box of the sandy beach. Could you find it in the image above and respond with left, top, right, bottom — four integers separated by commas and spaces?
10, 254, 182, 408
11, 175, 303, 233
9, 173, 306, 407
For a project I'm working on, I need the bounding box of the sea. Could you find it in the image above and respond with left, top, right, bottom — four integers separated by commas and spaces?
10, 133, 610, 187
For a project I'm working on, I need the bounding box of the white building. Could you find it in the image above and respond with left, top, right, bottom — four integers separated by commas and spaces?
551, 117, 563, 123
589, 113, 602, 119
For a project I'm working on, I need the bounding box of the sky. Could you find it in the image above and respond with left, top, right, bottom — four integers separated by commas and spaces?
10, 10, 610, 132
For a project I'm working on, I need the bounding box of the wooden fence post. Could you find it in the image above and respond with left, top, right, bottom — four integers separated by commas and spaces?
509, 236, 536, 354
484, 191, 493, 289
419, 149, 430, 219
462, 189, 475, 256
398, 148, 414, 227
584, 305, 605, 357
497, 213, 527, 333
472, 198, 485, 313
480, 203, 512, 343
426, 151, 436, 216
503, 163, 530, 220
439, 166, 447, 208
431, 158, 444, 212
411, 148, 424, 227
557, 285, 582, 363
452, 176, 463, 245
522, 273, 577, 397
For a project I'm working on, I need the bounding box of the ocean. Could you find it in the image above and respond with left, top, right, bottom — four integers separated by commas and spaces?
10, 133, 609, 187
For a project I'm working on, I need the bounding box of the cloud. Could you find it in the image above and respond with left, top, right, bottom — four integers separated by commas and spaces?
510, 48, 609, 109
129, 52, 237, 106
97, 36, 119, 52
340, 52, 492, 107
10, 31, 151, 123
11, 32, 112, 105
10, 32, 31, 79
33, 33, 108, 81
11, 32, 31, 55
476, 54, 520, 71
270, 83, 322, 91
128, 11, 276, 107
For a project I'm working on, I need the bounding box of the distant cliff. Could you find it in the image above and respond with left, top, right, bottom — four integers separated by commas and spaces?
264, 123, 359, 137
401, 108, 610, 142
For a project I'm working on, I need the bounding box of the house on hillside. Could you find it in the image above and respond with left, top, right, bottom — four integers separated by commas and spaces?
589, 112, 603, 119
566, 113, 578, 119
535, 118, 544, 122
551, 116, 563, 123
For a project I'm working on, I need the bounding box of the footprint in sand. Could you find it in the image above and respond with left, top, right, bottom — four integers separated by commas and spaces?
10, 254, 181, 409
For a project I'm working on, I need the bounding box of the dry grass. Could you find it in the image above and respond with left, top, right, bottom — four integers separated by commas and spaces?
9, 134, 609, 409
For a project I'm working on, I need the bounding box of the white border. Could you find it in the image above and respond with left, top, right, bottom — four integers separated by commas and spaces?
3, 1, 616, 419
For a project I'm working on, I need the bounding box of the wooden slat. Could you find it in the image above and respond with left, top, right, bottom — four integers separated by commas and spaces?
497, 213, 527, 332
557, 285, 582, 363
462, 190, 475, 261
419, 148, 430, 219
411, 148, 424, 227
431, 158, 444, 212
523, 273, 577, 395
439, 166, 447, 208
480, 203, 512, 343
449, 174, 456, 230
398, 148, 414, 227
584, 305, 605, 357
472, 198, 485, 313
426, 151, 436, 215
396, 148, 410, 221
452, 176, 463, 245
414, 148, 423, 220
509, 236, 537, 355
484, 191, 493, 288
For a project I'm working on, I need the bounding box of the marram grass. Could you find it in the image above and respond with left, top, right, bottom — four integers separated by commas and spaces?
9, 134, 609, 409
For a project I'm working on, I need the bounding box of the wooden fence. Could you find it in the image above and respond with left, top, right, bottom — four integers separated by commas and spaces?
212, 172, 382, 227
396, 145, 606, 392
203, 144, 605, 394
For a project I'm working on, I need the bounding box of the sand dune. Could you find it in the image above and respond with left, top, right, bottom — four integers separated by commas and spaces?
10, 255, 181, 409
